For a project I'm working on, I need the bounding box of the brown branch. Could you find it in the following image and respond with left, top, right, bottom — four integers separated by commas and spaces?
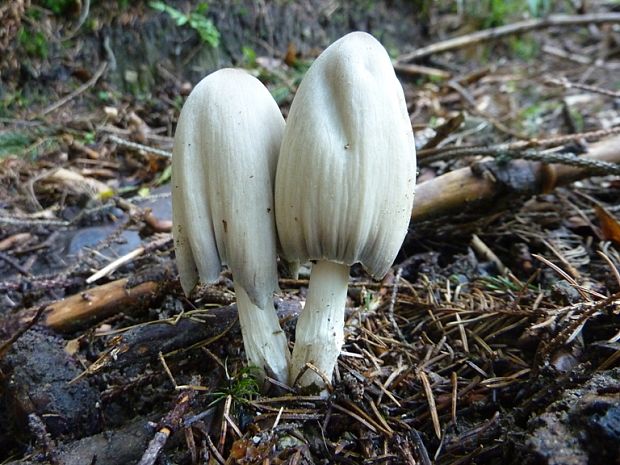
398, 13, 620, 63
137, 390, 196, 465
533, 290, 620, 372
412, 135, 620, 222
41, 273, 169, 332
544, 76, 620, 98
417, 126, 620, 160
35, 61, 108, 118
393, 62, 451, 79
0, 306, 46, 359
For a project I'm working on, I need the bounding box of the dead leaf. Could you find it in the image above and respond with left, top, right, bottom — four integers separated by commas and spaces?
594, 205, 620, 245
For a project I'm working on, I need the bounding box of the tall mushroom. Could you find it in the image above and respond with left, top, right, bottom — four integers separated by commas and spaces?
172, 68, 290, 384
275, 32, 417, 389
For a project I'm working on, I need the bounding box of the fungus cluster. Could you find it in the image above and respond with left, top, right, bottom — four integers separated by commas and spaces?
172, 32, 416, 390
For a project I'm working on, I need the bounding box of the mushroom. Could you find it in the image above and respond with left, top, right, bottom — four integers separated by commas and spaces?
172, 68, 290, 384
275, 32, 416, 389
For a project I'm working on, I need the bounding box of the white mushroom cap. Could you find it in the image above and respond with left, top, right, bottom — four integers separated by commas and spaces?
275, 32, 416, 278
172, 68, 284, 307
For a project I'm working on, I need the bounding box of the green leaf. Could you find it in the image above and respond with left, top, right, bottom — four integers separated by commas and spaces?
189, 13, 220, 48
242, 46, 257, 66
149, 1, 189, 26
149, 1, 219, 48
154, 165, 172, 186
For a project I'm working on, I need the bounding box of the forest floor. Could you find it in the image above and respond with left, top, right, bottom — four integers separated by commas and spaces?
1, 1, 620, 464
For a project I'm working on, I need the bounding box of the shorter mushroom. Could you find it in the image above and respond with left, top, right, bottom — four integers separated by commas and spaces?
275, 32, 417, 389
172, 68, 290, 384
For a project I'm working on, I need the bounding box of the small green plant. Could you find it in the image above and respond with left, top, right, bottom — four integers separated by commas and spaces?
567, 106, 585, 133
509, 36, 539, 60
458, 0, 554, 28
149, 1, 220, 48
208, 365, 260, 407
82, 131, 96, 144
241, 45, 257, 67
460, 0, 521, 28
18, 27, 49, 59
518, 101, 561, 135
37, 0, 75, 15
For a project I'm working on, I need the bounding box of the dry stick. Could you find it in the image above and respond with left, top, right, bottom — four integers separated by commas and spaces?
410, 429, 433, 465
397, 13, 620, 63
412, 135, 620, 222
0, 250, 32, 276
597, 250, 620, 289
43, 277, 162, 331
107, 134, 173, 158
451, 371, 458, 426
331, 404, 380, 435
533, 291, 620, 372
417, 126, 620, 160
544, 77, 620, 99
542, 44, 620, 70
393, 62, 451, 79
136, 389, 196, 465
0, 306, 46, 359
86, 234, 172, 283
419, 113, 465, 151
420, 146, 620, 173
470, 234, 508, 275
36, 61, 108, 118
446, 79, 529, 139
0, 232, 32, 251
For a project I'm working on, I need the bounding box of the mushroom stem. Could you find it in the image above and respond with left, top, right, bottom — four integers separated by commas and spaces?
235, 284, 290, 384
290, 260, 350, 388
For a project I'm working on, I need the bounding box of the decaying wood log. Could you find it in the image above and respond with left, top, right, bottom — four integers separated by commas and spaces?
90, 299, 302, 374
412, 135, 620, 222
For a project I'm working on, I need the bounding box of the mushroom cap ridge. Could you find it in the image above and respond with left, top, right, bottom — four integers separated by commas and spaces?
275, 32, 416, 279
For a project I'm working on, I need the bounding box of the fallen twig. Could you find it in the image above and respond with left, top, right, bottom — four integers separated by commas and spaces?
137, 389, 196, 465
107, 134, 173, 158
544, 76, 620, 99
0, 250, 32, 276
533, 291, 620, 371
542, 44, 620, 69
35, 61, 108, 118
86, 234, 172, 283
0, 306, 46, 359
398, 13, 620, 63
42, 270, 171, 331
446, 79, 528, 139
417, 126, 620, 161
393, 62, 451, 79
410, 429, 433, 465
